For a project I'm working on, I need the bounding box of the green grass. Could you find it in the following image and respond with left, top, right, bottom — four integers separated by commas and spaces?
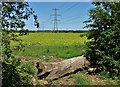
99, 71, 119, 85
13, 32, 88, 59
14, 44, 87, 59
69, 74, 91, 85
75, 76, 91, 85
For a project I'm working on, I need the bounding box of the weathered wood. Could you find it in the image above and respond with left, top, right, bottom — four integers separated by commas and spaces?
19, 56, 90, 80
37, 56, 90, 80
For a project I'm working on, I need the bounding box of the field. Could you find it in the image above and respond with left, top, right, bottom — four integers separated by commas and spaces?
13, 32, 88, 59
13, 32, 119, 85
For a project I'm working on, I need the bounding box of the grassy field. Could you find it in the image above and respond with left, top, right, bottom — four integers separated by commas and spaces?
13, 32, 119, 85
13, 32, 88, 59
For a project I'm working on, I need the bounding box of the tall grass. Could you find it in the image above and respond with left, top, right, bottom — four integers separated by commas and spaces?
14, 44, 87, 59
75, 76, 91, 85
69, 74, 91, 85
13, 32, 88, 59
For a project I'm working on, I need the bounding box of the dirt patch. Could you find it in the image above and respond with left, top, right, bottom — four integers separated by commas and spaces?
52, 71, 106, 85
53, 76, 76, 85
76, 72, 105, 85
85, 74, 105, 85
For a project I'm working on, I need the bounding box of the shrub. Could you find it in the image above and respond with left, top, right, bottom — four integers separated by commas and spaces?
1, 1, 39, 86
84, 2, 120, 78
16, 61, 38, 85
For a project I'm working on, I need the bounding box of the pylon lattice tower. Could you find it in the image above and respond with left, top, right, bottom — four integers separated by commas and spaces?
51, 8, 60, 31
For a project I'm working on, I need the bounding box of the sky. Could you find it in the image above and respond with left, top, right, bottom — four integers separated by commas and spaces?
24, 2, 95, 31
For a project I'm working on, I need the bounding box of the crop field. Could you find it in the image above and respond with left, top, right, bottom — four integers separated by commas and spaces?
13, 32, 88, 59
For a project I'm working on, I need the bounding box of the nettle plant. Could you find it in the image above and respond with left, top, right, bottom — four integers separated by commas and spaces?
84, 2, 120, 79
1, 1, 39, 86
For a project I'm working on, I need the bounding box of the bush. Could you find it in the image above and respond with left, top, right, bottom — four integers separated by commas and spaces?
1, 2, 39, 86
16, 60, 38, 85
84, 2, 120, 78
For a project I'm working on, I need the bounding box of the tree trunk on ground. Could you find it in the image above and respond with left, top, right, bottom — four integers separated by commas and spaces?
37, 56, 90, 80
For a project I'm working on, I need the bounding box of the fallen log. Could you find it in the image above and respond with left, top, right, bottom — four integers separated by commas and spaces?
37, 56, 90, 80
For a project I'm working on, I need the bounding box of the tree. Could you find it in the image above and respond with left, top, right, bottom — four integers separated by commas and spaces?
84, 1, 120, 78
1, 1, 39, 86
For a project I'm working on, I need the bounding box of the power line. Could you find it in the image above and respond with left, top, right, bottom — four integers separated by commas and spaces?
51, 8, 61, 31
62, 16, 82, 23
61, 3, 80, 15
60, 3, 82, 26
62, 15, 79, 20
57, 3, 68, 9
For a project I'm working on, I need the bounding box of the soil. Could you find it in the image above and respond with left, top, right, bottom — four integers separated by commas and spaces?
52, 71, 106, 85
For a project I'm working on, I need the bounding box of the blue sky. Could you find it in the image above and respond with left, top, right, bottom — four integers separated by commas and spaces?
24, 2, 94, 31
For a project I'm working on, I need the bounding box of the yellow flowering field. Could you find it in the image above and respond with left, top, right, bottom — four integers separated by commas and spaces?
13, 32, 88, 58
20, 32, 87, 46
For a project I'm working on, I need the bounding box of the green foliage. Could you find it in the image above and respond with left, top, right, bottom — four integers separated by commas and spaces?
19, 29, 29, 36
99, 71, 118, 85
84, 2, 120, 78
1, 1, 39, 86
2, 57, 20, 87
16, 61, 38, 85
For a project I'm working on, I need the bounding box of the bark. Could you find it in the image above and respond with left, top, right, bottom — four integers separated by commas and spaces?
37, 56, 90, 80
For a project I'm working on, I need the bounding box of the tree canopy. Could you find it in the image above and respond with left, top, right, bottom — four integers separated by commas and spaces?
84, 2, 120, 78
1, 1, 39, 86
